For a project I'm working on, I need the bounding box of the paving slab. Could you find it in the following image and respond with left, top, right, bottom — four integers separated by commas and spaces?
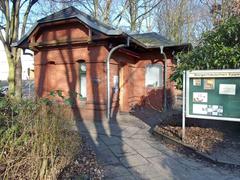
83, 134, 110, 151
106, 175, 136, 180
95, 122, 124, 136
209, 147, 240, 165
119, 154, 149, 168
129, 164, 173, 180
147, 156, 225, 180
130, 129, 154, 140
95, 148, 120, 165
99, 134, 123, 145
135, 147, 163, 158
121, 126, 141, 138
77, 116, 240, 180
148, 140, 181, 157
176, 156, 206, 169
104, 165, 133, 178
124, 138, 155, 150
109, 144, 137, 157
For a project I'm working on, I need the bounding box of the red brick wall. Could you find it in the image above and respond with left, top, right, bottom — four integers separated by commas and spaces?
33, 20, 109, 120
35, 22, 89, 42
112, 50, 175, 112
33, 21, 176, 120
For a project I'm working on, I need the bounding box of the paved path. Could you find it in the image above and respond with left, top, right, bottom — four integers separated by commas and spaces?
76, 116, 240, 180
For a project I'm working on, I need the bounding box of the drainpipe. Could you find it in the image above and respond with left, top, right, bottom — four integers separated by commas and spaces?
106, 37, 130, 120
160, 46, 167, 112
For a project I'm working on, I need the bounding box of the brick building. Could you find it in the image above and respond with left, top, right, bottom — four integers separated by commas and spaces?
14, 7, 190, 120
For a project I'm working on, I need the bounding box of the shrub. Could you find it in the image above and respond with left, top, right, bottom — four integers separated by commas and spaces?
0, 97, 81, 179
172, 16, 240, 89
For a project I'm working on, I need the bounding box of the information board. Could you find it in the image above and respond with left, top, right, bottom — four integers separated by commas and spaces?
183, 69, 240, 122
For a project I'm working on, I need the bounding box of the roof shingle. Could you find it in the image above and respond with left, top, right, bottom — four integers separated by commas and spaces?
131, 32, 177, 48
14, 6, 191, 50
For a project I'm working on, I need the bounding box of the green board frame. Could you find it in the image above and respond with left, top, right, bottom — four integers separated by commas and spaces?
184, 69, 240, 122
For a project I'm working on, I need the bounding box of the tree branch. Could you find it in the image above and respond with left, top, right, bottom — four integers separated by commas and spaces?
0, 24, 5, 30
112, 0, 129, 23
0, 0, 6, 14
21, 0, 38, 37
20, 0, 28, 8
4, 0, 10, 44
135, 0, 163, 21
0, 29, 11, 60
12, 0, 21, 42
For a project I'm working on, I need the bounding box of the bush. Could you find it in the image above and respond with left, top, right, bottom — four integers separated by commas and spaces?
0, 97, 81, 179
172, 16, 240, 89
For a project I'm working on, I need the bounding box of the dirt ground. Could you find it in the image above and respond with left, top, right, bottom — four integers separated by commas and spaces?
155, 112, 240, 165
58, 136, 104, 179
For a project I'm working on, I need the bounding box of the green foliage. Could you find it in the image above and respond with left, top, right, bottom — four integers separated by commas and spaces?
49, 90, 83, 106
172, 16, 240, 89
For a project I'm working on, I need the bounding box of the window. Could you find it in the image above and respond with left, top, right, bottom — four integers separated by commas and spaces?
79, 62, 86, 98
145, 64, 163, 87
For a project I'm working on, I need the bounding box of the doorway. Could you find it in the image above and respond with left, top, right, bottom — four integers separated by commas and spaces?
119, 64, 129, 112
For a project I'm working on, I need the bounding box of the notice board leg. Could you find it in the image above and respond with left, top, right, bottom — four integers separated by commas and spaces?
182, 71, 186, 141
182, 114, 186, 141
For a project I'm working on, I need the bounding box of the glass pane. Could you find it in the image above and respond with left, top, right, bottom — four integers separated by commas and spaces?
145, 65, 161, 87
80, 63, 86, 72
80, 74, 86, 98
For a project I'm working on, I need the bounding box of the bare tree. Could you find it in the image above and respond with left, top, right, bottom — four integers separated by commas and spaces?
155, 0, 214, 44
200, 0, 240, 25
156, 0, 188, 43
64, 0, 114, 24
0, 0, 38, 98
103, 0, 113, 23
124, 0, 163, 32
41, 0, 163, 32
143, 0, 156, 32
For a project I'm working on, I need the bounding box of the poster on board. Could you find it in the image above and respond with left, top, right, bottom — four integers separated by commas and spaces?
193, 79, 201, 86
207, 105, 223, 116
193, 92, 208, 103
192, 104, 208, 115
204, 79, 215, 90
219, 84, 236, 95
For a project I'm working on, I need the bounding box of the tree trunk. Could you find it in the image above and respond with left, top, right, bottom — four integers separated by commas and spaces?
93, 0, 99, 18
1, 0, 38, 100
8, 60, 16, 97
15, 58, 22, 99
103, 0, 112, 24
7, 55, 22, 99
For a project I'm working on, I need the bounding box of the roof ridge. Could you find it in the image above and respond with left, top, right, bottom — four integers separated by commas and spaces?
37, 6, 116, 31
76, 10, 115, 30
131, 32, 158, 35
38, 6, 81, 23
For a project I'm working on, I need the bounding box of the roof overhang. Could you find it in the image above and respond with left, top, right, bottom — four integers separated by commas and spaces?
12, 16, 125, 49
12, 7, 192, 52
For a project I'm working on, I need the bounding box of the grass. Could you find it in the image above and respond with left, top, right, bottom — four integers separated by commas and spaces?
0, 97, 81, 179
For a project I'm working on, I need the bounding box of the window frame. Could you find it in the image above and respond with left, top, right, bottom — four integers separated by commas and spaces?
78, 62, 87, 100
145, 64, 163, 88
